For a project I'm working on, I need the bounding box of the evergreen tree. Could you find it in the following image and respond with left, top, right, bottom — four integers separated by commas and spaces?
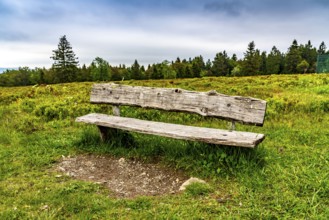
259, 51, 267, 74
231, 54, 237, 62
151, 64, 159, 79
299, 40, 317, 73
211, 51, 232, 76
78, 64, 91, 82
51, 35, 79, 82
161, 61, 176, 79
184, 65, 193, 78
241, 41, 261, 76
318, 41, 327, 55
131, 60, 142, 80
266, 46, 283, 74
172, 58, 185, 78
110, 67, 122, 81
205, 59, 212, 70
284, 39, 302, 73
191, 56, 205, 78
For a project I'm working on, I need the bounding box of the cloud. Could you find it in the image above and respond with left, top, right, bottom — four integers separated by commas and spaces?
204, 0, 245, 16
0, 30, 29, 42
1, 0, 329, 68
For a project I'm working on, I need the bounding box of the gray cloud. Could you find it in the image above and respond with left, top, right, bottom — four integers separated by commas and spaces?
1, 0, 329, 68
0, 30, 29, 42
204, 0, 245, 16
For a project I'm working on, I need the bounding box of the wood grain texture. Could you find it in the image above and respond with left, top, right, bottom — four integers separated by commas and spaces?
90, 83, 267, 126
76, 113, 265, 148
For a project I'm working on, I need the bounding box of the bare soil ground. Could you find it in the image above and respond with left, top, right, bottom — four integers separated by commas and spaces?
56, 154, 188, 198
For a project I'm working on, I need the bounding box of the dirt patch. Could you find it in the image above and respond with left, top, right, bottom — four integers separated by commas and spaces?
55, 154, 188, 198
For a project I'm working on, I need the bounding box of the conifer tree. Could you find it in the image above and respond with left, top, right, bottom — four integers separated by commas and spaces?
211, 51, 231, 76
131, 60, 142, 80
51, 35, 79, 82
266, 46, 283, 74
284, 39, 302, 73
241, 41, 261, 76
317, 41, 327, 55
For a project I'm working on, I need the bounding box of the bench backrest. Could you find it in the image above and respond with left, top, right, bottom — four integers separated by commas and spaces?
90, 83, 267, 126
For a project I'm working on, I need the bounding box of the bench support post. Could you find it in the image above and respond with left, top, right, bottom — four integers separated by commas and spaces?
230, 121, 236, 131
98, 126, 109, 142
98, 105, 120, 142
113, 105, 120, 116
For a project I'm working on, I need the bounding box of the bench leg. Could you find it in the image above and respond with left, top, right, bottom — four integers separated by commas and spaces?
97, 126, 122, 142
97, 126, 135, 147
97, 126, 112, 142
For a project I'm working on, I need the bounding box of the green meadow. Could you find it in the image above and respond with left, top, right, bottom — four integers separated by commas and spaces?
0, 74, 328, 219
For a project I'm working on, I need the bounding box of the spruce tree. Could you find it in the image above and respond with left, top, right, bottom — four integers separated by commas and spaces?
318, 41, 327, 55
51, 35, 79, 82
266, 46, 283, 74
284, 39, 302, 73
131, 60, 142, 80
299, 40, 317, 73
241, 41, 261, 76
211, 51, 231, 76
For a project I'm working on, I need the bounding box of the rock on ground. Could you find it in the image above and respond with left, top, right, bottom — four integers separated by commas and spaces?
179, 177, 207, 191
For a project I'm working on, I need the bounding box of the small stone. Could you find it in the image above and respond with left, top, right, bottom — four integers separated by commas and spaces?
118, 158, 126, 165
58, 167, 65, 172
179, 177, 207, 191
89, 176, 95, 179
40, 205, 49, 210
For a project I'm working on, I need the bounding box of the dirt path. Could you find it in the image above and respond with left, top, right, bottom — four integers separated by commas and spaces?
56, 154, 188, 198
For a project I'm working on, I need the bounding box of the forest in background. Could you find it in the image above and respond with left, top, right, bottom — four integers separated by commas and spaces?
1, 36, 329, 87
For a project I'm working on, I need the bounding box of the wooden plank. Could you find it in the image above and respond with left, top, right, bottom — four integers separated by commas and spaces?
76, 113, 265, 148
90, 83, 267, 126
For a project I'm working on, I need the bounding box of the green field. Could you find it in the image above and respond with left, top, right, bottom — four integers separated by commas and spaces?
0, 74, 328, 219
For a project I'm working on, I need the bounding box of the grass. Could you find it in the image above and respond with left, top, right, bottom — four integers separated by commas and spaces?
0, 74, 328, 219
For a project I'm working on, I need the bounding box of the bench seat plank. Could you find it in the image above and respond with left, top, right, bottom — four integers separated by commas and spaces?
76, 113, 265, 148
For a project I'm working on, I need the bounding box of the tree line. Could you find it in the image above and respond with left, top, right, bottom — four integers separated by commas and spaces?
1, 36, 328, 87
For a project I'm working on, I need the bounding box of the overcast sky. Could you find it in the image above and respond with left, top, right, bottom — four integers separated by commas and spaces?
1, 0, 329, 69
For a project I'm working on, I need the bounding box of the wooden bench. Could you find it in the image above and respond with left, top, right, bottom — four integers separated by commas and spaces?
76, 83, 267, 148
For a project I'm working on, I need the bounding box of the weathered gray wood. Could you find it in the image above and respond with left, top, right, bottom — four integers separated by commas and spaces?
98, 106, 120, 141
90, 83, 267, 126
112, 105, 120, 116
76, 113, 265, 148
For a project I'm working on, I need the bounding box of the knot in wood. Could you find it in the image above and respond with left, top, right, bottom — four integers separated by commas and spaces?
201, 107, 208, 114
174, 89, 182, 93
207, 90, 217, 96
